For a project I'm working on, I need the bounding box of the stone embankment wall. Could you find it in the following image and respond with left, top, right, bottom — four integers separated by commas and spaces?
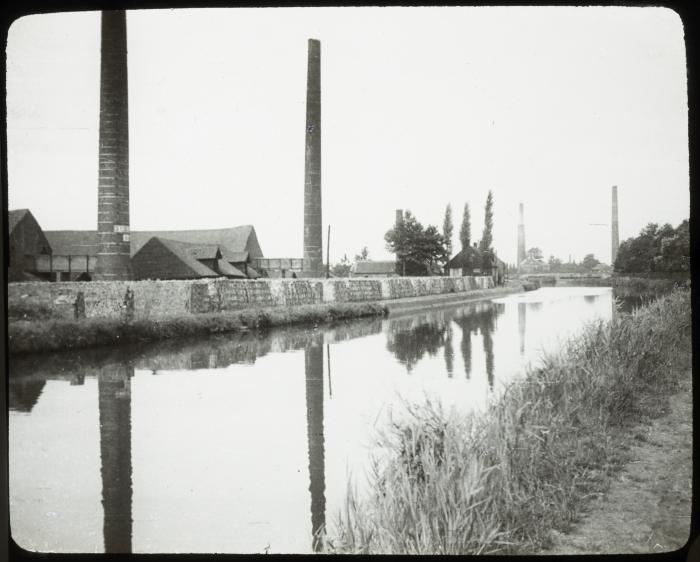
8, 276, 494, 322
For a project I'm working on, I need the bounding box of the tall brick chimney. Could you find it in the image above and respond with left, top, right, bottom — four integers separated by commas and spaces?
395, 209, 403, 228
302, 39, 322, 277
94, 11, 132, 281
611, 185, 619, 265
517, 202, 526, 268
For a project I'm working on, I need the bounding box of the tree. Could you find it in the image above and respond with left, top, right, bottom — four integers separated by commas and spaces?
582, 253, 600, 270
331, 254, 351, 277
548, 255, 562, 272
527, 247, 543, 260
478, 190, 494, 253
615, 220, 689, 274
459, 203, 471, 251
385, 210, 449, 276
354, 246, 369, 262
443, 204, 454, 257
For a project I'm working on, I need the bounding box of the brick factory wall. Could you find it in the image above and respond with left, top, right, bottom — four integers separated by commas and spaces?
8, 275, 494, 322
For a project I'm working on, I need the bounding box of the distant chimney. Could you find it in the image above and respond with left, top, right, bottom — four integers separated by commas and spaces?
611, 185, 619, 265
395, 209, 403, 227
94, 10, 132, 281
517, 202, 526, 268
302, 39, 322, 277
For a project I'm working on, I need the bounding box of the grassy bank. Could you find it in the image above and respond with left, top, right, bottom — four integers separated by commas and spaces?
612, 275, 689, 297
324, 288, 691, 555
8, 301, 388, 355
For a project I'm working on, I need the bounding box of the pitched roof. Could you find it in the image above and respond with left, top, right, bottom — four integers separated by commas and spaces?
44, 226, 261, 259
8, 209, 30, 233
129, 226, 259, 257
352, 260, 397, 274
44, 230, 99, 256
215, 259, 246, 278
150, 238, 220, 277
448, 247, 481, 269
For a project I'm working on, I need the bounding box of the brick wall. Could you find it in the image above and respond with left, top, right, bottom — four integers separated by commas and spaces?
8, 275, 494, 322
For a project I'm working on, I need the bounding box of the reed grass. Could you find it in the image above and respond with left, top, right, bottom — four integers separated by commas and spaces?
324, 288, 691, 555
8, 301, 388, 355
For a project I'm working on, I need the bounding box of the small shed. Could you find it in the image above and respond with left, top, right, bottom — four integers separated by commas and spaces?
350, 260, 398, 277
447, 245, 482, 277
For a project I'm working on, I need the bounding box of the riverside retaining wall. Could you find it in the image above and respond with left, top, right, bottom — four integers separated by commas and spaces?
8, 275, 494, 322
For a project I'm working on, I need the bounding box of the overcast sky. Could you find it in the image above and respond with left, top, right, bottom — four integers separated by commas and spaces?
6, 7, 688, 265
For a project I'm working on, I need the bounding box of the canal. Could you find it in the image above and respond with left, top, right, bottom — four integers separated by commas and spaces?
9, 286, 617, 553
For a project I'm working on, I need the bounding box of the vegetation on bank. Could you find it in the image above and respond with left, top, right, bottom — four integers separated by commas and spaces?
612, 275, 689, 297
323, 288, 691, 555
614, 220, 689, 275
8, 301, 389, 355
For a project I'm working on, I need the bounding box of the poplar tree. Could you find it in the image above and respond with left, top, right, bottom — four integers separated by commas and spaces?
442, 204, 454, 256
479, 190, 494, 253
459, 203, 471, 251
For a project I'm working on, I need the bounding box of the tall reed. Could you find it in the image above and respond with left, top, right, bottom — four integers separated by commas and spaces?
325, 288, 691, 554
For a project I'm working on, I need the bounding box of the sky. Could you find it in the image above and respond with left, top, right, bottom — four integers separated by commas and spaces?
6, 7, 689, 265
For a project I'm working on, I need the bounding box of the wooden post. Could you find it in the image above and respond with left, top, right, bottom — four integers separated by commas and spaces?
326, 224, 331, 279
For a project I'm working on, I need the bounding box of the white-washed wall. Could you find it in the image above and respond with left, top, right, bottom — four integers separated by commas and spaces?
8, 275, 494, 321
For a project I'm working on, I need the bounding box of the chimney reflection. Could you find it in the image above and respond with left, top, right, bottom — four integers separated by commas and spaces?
305, 336, 326, 552
518, 302, 526, 356
98, 362, 133, 553
444, 324, 455, 377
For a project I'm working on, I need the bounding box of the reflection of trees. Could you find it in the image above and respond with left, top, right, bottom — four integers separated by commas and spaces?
98, 362, 133, 553
386, 320, 447, 373
8, 379, 46, 412
452, 302, 502, 384
443, 324, 454, 377
304, 336, 326, 552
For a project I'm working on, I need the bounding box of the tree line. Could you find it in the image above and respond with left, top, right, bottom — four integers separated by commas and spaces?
385, 190, 495, 276
614, 220, 689, 275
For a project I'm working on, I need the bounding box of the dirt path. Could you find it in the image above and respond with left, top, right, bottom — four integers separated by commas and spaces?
544, 374, 692, 555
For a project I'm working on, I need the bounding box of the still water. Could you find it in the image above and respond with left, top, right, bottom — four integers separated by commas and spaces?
9, 287, 616, 553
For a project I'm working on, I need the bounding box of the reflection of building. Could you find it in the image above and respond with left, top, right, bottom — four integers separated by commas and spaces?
8, 379, 46, 412
98, 363, 133, 553
305, 337, 326, 551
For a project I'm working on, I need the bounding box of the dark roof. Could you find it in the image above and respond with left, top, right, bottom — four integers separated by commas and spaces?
216, 259, 246, 278
352, 260, 397, 274
130, 226, 261, 258
8, 209, 30, 233
220, 249, 249, 263
448, 247, 481, 269
44, 230, 99, 256
148, 238, 220, 277
44, 226, 262, 259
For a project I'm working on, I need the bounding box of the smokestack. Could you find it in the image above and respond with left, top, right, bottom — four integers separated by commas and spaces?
94, 11, 132, 281
395, 209, 403, 227
611, 185, 619, 265
517, 203, 526, 268
302, 39, 322, 277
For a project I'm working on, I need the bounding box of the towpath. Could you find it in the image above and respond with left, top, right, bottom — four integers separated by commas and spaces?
544, 372, 692, 555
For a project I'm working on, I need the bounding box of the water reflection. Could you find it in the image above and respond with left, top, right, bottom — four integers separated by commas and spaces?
9, 288, 614, 553
386, 318, 447, 373
8, 379, 46, 412
305, 336, 326, 551
98, 362, 133, 553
